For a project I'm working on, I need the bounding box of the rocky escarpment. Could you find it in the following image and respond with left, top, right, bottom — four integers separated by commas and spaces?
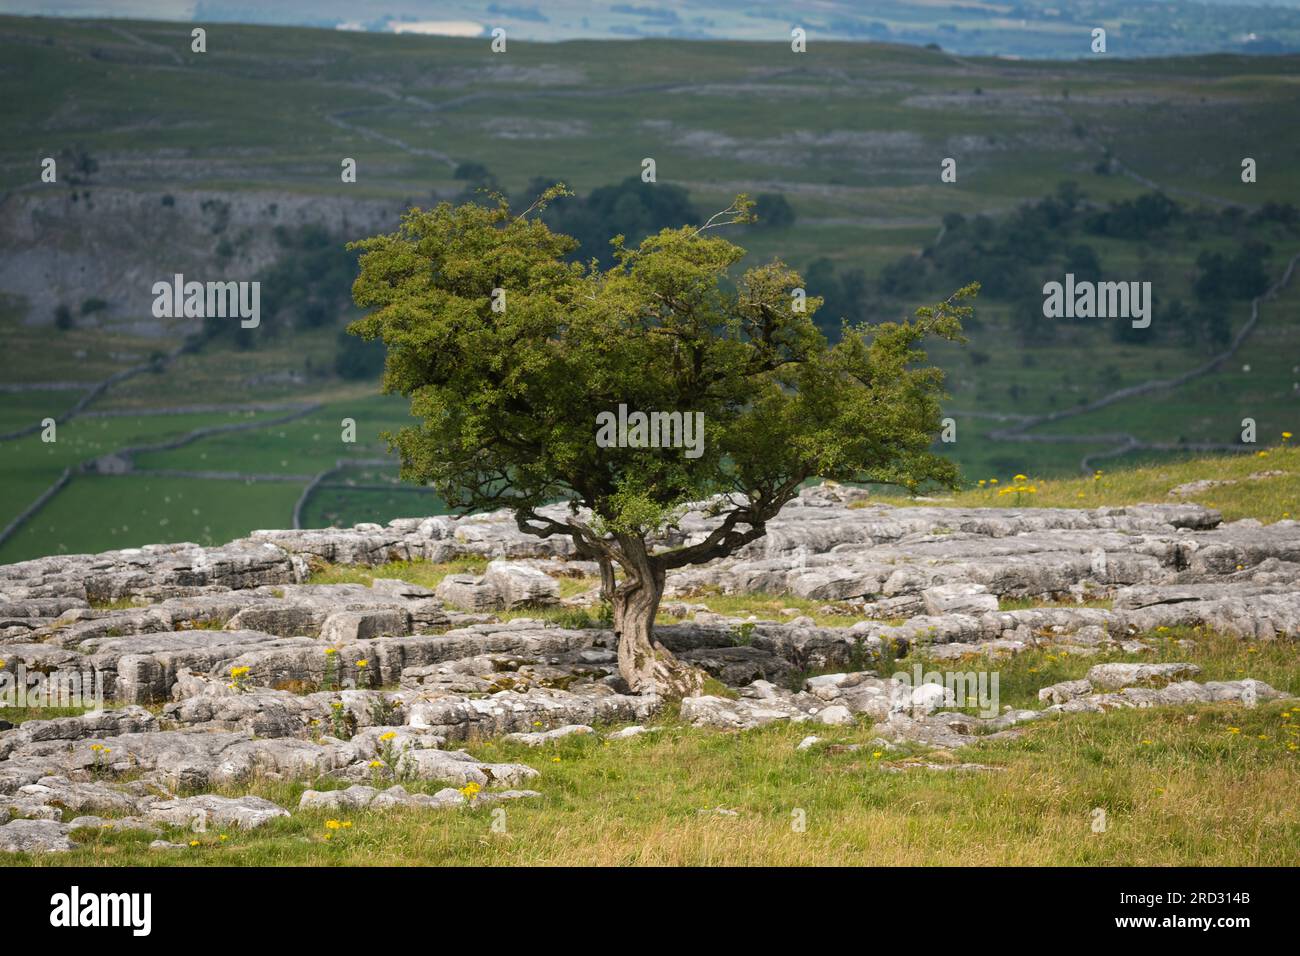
1, 484, 1296, 852
0, 187, 399, 337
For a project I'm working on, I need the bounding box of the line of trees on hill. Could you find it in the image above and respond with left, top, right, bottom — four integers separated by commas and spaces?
192, 223, 386, 380
809, 183, 1297, 350
195, 169, 1297, 380
453, 163, 796, 267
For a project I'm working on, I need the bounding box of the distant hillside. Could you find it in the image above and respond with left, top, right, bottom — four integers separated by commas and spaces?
0, 14, 1297, 562
5, 0, 1300, 56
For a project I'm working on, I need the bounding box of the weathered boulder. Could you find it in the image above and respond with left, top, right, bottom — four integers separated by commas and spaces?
816, 704, 855, 726
145, 794, 289, 830
680, 695, 812, 730
299, 783, 540, 811
503, 724, 594, 746
8, 776, 142, 818
1038, 678, 1093, 705
1, 728, 360, 792
1086, 662, 1201, 689
921, 583, 999, 616
0, 818, 76, 853
394, 748, 539, 788
406, 688, 656, 741
319, 609, 412, 643
435, 561, 561, 611
484, 560, 561, 608
678, 645, 794, 685
804, 672, 908, 719
1046, 678, 1285, 713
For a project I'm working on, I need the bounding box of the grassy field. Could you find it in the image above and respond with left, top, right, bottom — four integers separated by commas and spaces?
0, 475, 304, 561
0, 408, 287, 528
299, 483, 447, 530
887, 441, 1300, 523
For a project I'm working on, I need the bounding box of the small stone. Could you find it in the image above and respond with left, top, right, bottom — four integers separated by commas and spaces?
817, 705, 854, 726
909, 683, 949, 715
503, 724, 594, 746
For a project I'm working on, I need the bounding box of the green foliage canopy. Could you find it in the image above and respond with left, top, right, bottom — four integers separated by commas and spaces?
348, 188, 973, 562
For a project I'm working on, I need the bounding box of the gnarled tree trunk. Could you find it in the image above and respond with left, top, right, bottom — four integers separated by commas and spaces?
605, 540, 706, 699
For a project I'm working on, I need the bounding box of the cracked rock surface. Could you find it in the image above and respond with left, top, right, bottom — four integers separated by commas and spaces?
1, 485, 1296, 852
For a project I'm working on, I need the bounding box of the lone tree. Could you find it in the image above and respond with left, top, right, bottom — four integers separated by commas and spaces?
348, 187, 975, 697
